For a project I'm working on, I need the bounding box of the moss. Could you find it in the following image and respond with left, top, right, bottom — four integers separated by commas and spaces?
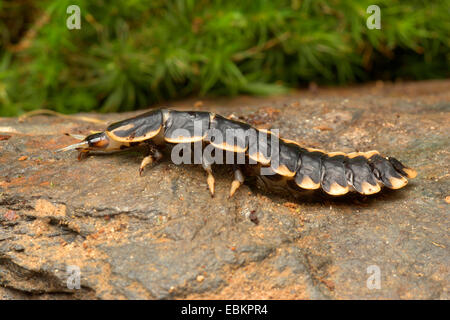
0, 0, 449, 115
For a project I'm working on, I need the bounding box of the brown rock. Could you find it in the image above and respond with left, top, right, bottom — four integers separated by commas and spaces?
0, 80, 448, 299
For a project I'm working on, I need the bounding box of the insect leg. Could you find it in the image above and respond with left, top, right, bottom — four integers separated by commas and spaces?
139, 142, 163, 176
229, 165, 244, 197
202, 152, 215, 197
77, 150, 89, 161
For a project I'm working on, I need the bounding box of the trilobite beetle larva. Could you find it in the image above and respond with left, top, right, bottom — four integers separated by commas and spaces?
57, 109, 417, 198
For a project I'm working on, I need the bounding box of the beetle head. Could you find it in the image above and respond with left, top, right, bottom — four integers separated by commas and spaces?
56, 132, 111, 158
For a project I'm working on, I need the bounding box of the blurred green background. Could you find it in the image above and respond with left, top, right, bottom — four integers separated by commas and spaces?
0, 0, 448, 116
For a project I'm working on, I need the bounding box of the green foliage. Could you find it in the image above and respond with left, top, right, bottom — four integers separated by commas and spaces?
0, 0, 449, 115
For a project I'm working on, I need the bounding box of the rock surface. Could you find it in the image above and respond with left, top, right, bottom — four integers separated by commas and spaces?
0, 80, 449, 299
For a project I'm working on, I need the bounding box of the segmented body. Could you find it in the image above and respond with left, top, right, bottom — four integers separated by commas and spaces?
107, 109, 417, 195
62, 109, 417, 197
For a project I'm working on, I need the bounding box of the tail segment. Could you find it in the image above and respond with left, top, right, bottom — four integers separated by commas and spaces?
292, 148, 417, 196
